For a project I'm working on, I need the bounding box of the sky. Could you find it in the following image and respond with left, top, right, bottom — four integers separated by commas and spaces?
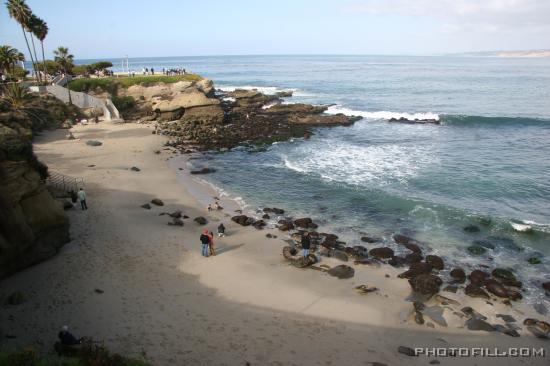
1, 0, 549, 59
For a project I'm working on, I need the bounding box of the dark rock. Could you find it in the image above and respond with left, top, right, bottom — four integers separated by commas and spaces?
533, 303, 548, 316
169, 218, 184, 226
467, 245, 486, 255
484, 278, 509, 298
194, 216, 208, 225
190, 167, 217, 175
393, 234, 413, 245
130, 166, 141, 172
523, 318, 550, 339
425, 255, 444, 270
253, 220, 266, 230
528, 257, 542, 264
414, 311, 425, 325
450, 268, 466, 283
262, 213, 270, 219
151, 199, 164, 206
329, 250, 349, 262
397, 346, 416, 356
355, 285, 378, 294
263, 207, 285, 215
466, 318, 496, 332
405, 252, 423, 263
5, 291, 25, 305
465, 284, 490, 299
388, 256, 407, 267
360, 236, 380, 243
461, 306, 487, 320
543, 282, 550, 292
398, 262, 433, 279
468, 270, 489, 285
463, 225, 480, 233
232, 215, 250, 226
94, 288, 104, 294
327, 265, 355, 279
491, 268, 516, 282
443, 285, 458, 293
404, 243, 422, 254
347, 245, 368, 258
496, 314, 516, 323
369, 247, 394, 259
277, 220, 294, 231
86, 140, 102, 146
408, 274, 442, 296
293, 217, 317, 229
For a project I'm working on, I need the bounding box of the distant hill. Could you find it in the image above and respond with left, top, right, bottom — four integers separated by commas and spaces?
451, 49, 550, 58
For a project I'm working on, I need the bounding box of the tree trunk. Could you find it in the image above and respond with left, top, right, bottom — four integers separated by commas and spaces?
29, 34, 41, 84
40, 40, 47, 83
20, 26, 38, 83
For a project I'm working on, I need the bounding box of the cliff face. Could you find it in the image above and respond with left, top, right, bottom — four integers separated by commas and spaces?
0, 96, 74, 279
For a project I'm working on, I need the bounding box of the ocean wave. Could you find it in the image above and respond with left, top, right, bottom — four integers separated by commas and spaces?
217, 84, 297, 95
325, 105, 440, 121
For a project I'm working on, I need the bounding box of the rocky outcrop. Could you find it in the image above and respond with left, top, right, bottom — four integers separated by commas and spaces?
121, 79, 361, 150
0, 97, 74, 279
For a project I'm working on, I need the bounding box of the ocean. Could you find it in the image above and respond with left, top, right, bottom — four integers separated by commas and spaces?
96, 55, 550, 304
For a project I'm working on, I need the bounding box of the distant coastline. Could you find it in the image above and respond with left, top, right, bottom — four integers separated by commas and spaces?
451, 49, 550, 58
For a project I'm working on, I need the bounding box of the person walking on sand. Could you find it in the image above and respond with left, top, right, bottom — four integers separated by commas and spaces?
77, 188, 88, 210
217, 223, 226, 237
301, 232, 311, 257
208, 231, 216, 256
200, 229, 210, 257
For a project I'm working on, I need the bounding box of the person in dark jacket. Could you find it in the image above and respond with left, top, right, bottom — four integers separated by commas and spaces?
301, 232, 311, 257
217, 223, 226, 237
58, 325, 81, 345
200, 229, 210, 257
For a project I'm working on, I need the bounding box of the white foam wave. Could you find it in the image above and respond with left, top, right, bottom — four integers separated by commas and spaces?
281, 139, 437, 187
217, 85, 297, 95
326, 105, 440, 121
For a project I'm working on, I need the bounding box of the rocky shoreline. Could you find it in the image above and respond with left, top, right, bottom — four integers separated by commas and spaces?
112, 79, 362, 151
219, 202, 550, 339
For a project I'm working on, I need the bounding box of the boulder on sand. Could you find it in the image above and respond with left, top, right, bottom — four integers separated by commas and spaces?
523, 318, 550, 339
327, 265, 355, 279
369, 247, 394, 259
398, 262, 433, 279
408, 274, 442, 296
151, 198, 164, 206
425, 255, 444, 270
293, 217, 318, 229
86, 140, 102, 146
465, 284, 490, 299
194, 216, 208, 225
450, 268, 466, 283
468, 270, 489, 285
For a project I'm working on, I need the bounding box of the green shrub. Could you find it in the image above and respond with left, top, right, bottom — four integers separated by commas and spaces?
111, 96, 135, 112
68, 78, 118, 95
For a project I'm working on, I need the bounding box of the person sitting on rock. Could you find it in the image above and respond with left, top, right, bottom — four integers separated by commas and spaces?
213, 201, 223, 210
301, 232, 311, 258
200, 229, 211, 257
217, 223, 226, 237
58, 325, 82, 346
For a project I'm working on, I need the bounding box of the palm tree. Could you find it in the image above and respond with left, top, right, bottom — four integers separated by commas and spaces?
0, 45, 25, 74
32, 17, 48, 83
54, 46, 74, 104
5, 0, 38, 81
27, 14, 42, 83
53, 46, 74, 74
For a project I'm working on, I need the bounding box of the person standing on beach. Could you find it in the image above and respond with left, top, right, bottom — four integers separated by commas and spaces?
200, 229, 210, 257
301, 232, 311, 257
77, 188, 88, 210
208, 231, 216, 256
217, 223, 225, 237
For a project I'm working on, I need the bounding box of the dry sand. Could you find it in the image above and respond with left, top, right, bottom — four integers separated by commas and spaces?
0, 122, 548, 365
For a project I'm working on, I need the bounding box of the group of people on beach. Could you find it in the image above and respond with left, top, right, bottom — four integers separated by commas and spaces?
199, 224, 225, 257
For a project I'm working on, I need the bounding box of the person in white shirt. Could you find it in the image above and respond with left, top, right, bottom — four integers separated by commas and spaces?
77, 188, 87, 210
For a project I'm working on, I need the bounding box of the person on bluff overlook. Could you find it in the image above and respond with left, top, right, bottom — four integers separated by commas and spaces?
78, 188, 88, 210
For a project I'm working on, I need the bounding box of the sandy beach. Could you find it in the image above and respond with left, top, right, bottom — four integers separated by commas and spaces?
0, 121, 548, 366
